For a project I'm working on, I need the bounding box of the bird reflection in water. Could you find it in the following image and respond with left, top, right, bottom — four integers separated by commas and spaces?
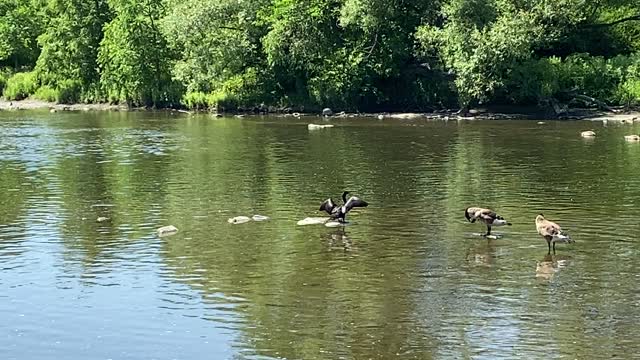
325, 228, 353, 251
465, 237, 498, 267
535, 253, 572, 280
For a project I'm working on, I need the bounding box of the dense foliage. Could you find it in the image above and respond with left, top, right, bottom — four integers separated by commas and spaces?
1, 0, 639, 111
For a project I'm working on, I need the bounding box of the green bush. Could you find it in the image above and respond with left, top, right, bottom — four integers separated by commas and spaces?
34, 86, 59, 102
616, 78, 640, 106
207, 90, 238, 111
505, 53, 640, 106
4, 71, 38, 100
182, 91, 209, 110
0, 68, 13, 96
56, 79, 81, 104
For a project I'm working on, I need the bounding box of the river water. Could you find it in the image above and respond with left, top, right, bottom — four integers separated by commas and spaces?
1, 110, 639, 359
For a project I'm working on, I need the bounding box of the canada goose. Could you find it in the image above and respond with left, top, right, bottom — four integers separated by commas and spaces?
319, 191, 368, 223
535, 214, 574, 254
624, 135, 640, 141
464, 207, 512, 236
581, 130, 596, 137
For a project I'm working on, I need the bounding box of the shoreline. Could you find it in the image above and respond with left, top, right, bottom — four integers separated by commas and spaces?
1, 99, 639, 122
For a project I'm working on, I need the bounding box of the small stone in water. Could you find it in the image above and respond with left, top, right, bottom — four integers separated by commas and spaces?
228, 216, 251, 224
96, 217, 110, 223
297, 217, 329, 226
252, 215, 269, 221
157, 225, 178, 236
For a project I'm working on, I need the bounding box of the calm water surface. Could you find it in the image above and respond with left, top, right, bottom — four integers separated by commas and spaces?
1, 111, 640, 359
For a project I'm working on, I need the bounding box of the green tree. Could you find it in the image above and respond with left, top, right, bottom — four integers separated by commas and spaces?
35, 0, 112, 100
0, 0, 43, 69
98, 0, 178, 107
162, 0, 269, 94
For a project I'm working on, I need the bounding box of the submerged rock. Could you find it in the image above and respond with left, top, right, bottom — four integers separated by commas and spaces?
157, 225, 178, 236
322, 108, 333, 116
297, 217, 330, 226
228, 216, 251, 224
324, 221, 344, 228
308, 123, 334, 130
252, 214, 270, 222
96, 216, 110, 223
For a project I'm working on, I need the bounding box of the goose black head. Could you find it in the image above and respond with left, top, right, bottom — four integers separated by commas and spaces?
464, 208, 471, 222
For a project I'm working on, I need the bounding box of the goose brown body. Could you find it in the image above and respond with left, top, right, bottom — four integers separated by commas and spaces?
535, 214, 573, 254
464, 207, 512, 236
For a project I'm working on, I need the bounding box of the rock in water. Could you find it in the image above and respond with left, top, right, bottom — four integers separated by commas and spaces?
308, 124, 334, 130
322, 108, 333, 116
157, 225, 178, 236
297, 217, 330, 226
252, 215, 270, 221
96, 216, 110, 223
228, 216, 251, 224
324, 221, 344, 228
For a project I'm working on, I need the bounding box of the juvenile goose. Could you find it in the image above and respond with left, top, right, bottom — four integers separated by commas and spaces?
319, 191, 368, 223
464, 207, 512, 236
535, 214, 573, 254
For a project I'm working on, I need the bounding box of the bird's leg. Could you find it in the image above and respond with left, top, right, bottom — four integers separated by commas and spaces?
485, 225, 491, 236
552, 242, 556, 255
547, 238, 551, 254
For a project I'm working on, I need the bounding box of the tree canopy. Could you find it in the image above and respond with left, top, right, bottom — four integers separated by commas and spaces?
1, 0, 639, 111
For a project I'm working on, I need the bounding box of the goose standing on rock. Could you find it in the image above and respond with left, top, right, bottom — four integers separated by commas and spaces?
319, 191, 368, 223
464, 207, 512, 236
535, 214, 574, 254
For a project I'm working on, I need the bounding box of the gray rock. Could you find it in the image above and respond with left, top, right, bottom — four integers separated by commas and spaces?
322, 108, 333, 116
157, 225, 178, 236
228, 216, 251, 224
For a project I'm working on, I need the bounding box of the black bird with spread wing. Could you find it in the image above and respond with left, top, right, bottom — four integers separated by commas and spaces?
319, 191, 368, 223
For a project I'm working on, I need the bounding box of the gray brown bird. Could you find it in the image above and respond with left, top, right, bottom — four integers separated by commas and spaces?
535, 214, 574, 254
464, 207, 512, 236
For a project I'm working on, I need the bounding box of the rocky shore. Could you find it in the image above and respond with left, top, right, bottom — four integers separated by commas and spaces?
1, 99, 639, 122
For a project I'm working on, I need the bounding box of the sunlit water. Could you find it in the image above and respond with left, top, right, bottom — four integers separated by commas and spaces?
1, 110, 640, 359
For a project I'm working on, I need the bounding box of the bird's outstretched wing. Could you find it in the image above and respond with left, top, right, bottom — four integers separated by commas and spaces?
343, 196, 369, 213
319, 199, 336, 214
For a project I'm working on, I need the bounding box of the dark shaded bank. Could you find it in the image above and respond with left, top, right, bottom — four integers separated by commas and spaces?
1, 99, 639, 122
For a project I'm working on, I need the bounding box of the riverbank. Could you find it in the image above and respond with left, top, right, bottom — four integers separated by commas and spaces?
1, 99, 639, 122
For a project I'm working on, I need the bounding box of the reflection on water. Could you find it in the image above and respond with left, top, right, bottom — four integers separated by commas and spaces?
1, 111, 640, 359
536, 254, 572, 280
